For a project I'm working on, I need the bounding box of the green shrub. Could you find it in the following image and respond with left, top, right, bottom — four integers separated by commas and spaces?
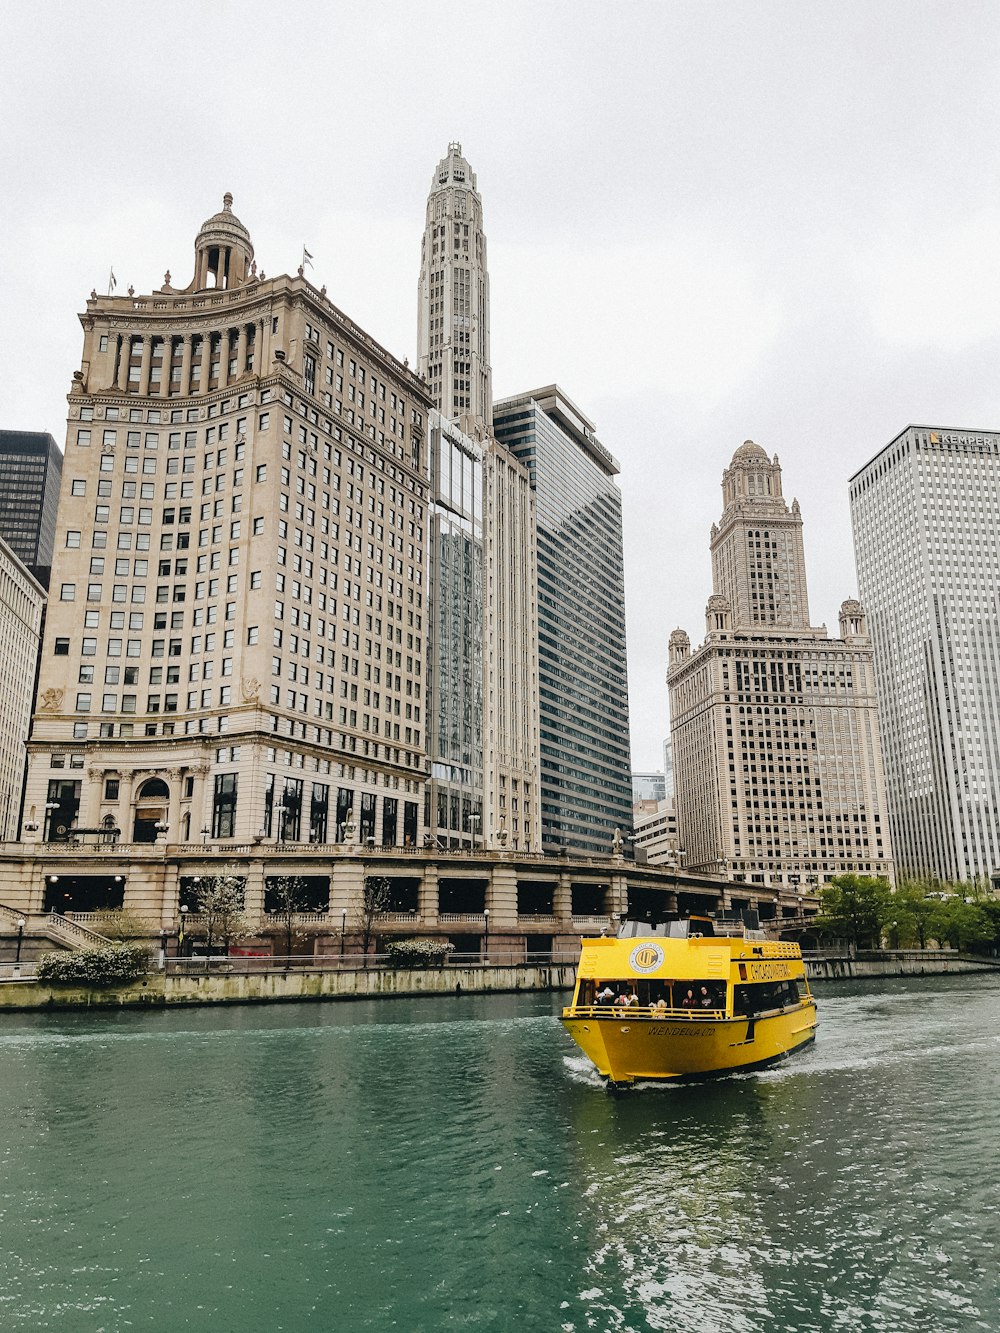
383, 938, 455, 968
36, 944, 150, 986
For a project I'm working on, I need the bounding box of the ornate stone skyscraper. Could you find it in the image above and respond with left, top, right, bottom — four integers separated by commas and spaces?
668, 442, 893, 904
24, 195, 432, 865
417, 145, 541, 851
417, 142, 492, 438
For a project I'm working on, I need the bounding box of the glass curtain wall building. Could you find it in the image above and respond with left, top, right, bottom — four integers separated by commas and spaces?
493, 386, 632, 853
850, 425, 1000, 883
425, 412, 484, 846
0, 431, 63, 583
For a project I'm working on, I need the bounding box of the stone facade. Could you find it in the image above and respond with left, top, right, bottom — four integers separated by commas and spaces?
633, 800, 678, 865
0, 538, 45, 841
0, 840, 766, 952
668, 442, 893, 897
417, 142, 493, 435
24, 195, 432, 856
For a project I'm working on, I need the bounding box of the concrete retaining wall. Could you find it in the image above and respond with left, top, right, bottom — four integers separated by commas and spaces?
0, 962, 578, 1011
1, 951, 996, 1013
806, 951, 1000, 981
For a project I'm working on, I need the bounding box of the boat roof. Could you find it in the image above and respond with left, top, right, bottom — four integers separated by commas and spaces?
578, 934, 802, 982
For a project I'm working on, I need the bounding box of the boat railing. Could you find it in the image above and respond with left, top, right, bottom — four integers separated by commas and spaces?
565, 1003, 727, 1021
712, 922, 768, 940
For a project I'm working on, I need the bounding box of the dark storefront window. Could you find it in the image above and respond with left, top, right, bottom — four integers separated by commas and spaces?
262, 773, 274, 838
309, 783, 329, 843
211, 773, 238, 839
45, 779, 81, 842
382, 797, 398, 847
279, 778, 302, 842
336, 787, 353, 840
403, 801, 418, 847
360, 791, 376, 843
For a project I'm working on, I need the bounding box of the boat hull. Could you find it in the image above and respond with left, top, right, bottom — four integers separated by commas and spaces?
561, 1002, 818, 1085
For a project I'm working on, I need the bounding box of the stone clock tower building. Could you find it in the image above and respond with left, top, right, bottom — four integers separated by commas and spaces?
667, 441, 893, 900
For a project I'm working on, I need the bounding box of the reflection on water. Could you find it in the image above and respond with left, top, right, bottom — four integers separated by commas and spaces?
0, 978, 998, 1331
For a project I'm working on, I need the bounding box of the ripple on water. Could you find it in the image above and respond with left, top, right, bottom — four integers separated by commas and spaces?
1, 979, 999, 1330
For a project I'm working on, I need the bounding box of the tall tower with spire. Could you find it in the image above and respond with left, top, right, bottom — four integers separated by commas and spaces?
667, 441, 893, 900
417, 142, 492, 438
417, 146, 542, 856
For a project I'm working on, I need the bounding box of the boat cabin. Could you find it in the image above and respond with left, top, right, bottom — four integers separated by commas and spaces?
566, 915, 810, 1022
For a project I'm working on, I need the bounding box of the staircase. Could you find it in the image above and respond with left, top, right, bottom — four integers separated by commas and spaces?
0, 903, 110, 951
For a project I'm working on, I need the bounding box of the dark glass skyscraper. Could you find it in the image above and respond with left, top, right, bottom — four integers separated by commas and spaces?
493, 386, 632, 853
0, 430, 63, 583
425, 411, 485, 846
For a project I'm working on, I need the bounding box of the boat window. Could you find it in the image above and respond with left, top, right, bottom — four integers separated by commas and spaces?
679, 981, 723, 1010
735, 980, 800, 1016
734, 986, 754, 1016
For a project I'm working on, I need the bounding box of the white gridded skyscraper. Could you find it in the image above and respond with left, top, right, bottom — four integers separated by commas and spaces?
850, 424, 1000, 884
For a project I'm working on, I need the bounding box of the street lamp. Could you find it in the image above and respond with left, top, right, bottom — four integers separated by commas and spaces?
483, 907, 490, 963
340, 907, 347, 960
15, 917, 25, 964
179, 903, 189, 957
468, 812, 481, 850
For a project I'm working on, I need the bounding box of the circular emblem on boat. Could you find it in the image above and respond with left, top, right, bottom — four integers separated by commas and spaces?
628, 942, 665, 974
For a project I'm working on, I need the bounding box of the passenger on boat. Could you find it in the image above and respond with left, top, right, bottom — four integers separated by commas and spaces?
595, 983, 615, 1004
680, 988, 697, 1008
614, 991, 630, 1007
627, 989, 640, 1007
653, 998, 668, 1017
699, 986, 714, 1008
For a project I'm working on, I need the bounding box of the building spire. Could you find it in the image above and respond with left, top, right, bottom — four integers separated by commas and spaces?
711, 440, 811, 632
416, 143, 492, 435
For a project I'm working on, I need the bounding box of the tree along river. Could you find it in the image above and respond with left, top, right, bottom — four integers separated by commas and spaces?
0, 975, 998, 1332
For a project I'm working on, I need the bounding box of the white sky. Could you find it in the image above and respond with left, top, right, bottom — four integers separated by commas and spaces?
3, 1, 1000, 770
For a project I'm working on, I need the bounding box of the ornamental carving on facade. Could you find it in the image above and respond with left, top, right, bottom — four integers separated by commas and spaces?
241, 677, 261, 702
39, 688, 64, 712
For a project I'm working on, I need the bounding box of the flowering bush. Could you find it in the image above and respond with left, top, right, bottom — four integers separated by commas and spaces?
36, 945, 150, 986
383, 938, 456, 969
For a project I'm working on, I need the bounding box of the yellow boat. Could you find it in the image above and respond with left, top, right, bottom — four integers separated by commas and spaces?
561, 917, 817, 1087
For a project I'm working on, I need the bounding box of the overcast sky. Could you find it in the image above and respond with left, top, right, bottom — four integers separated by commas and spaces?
3, 1, 1000, 770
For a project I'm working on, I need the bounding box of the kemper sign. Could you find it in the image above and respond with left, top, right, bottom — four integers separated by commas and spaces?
927, 431, 999, 450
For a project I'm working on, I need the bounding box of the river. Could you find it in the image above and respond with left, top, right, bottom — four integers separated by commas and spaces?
0, 975, 997, 1331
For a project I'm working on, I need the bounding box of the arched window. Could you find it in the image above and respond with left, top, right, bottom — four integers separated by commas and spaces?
133, 776, 170, 843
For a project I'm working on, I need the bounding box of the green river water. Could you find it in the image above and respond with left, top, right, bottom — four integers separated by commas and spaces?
0, 975, 998, 1332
